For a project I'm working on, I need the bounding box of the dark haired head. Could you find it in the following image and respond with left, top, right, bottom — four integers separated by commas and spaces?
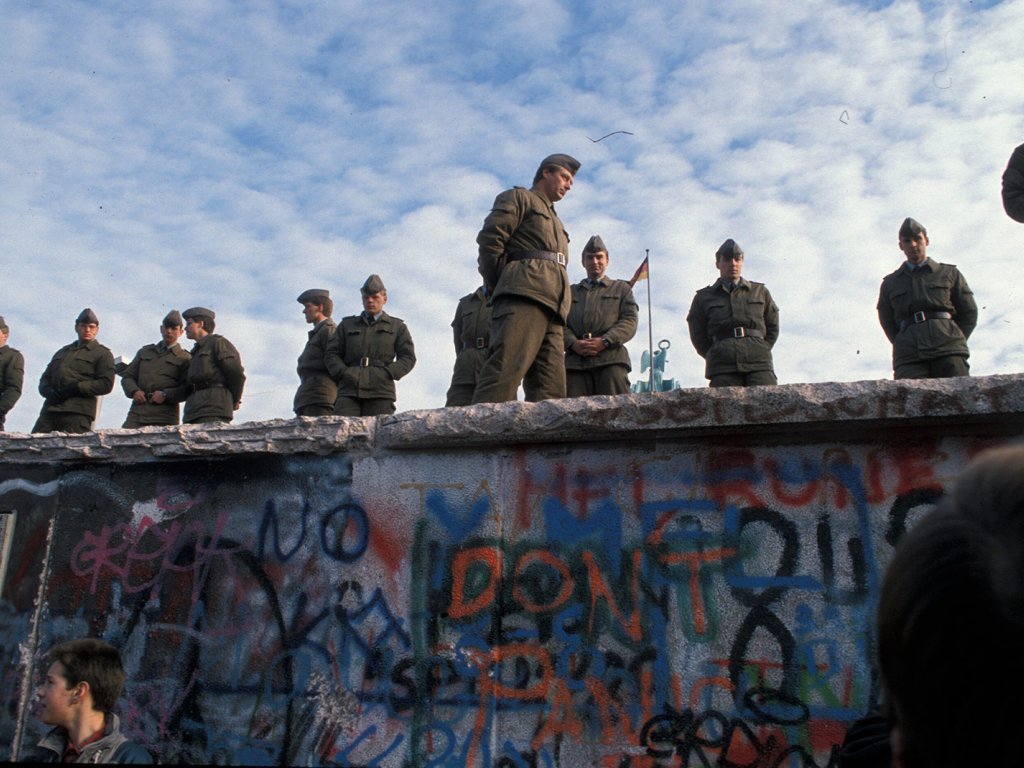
44, 638, 126, 713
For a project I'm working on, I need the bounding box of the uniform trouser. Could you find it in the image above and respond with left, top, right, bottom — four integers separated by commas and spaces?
32, 410, 93, 434
334, 396, 395, 417
709, 370, 778, 387
566, 365, 631, 397
894, 356, 969, 379
295, 404, 334, 417
445, 383, 475, 407
472, 297, 566, 403
122, 409, 179, 429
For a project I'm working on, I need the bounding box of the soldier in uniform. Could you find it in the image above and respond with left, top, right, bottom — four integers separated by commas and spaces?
1002, 142, 1024, 223
118, 310, 191, 428
181, 307, 246, 424
563, 235, 638, 397
877, 217, 978, 379
294, 289, 338, 417
445, 285, 492, 407
326, 275, 416, 417
472, 153, 579, 403
33, 308, 116, 433
686, 239, 780, 387
0, 316, 25, 431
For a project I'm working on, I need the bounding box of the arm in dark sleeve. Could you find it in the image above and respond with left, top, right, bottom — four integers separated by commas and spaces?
763, 288, 780, 347
217, 339, 246, 403
162, 355, 193, 403
325, 325, 348, 381
0, 351, 24, 412
952, 270, 978, 339
604, 285, 639, 346
387, 322, 416, 381
77, 350, 116, 397
38, 354, 58, 400
120, 352, 142, 397
476, 189, 524, 290
451, 302, 464, 355
686, 294, 710, 358
877, 283, 899, 344
1002, 143, 1024, 223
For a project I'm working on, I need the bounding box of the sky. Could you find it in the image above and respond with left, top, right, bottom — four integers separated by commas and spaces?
1, 0, 1022, 433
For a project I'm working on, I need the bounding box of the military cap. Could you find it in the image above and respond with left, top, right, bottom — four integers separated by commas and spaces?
537, 153, 580, 177
0, 315, 7, 332
583, 235, 608, 255
162, 309, 184, 328
716, 239, 744, 259
899, 217, 927, 238
360, 275, 387, 295
297, 288, 331, 305
76, 308, 99, 325
182, 306, 216, 321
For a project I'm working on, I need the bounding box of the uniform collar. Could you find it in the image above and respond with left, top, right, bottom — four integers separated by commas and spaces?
580, 276, 610, 289
903, 257, 934, 272
716, 276, 749, 292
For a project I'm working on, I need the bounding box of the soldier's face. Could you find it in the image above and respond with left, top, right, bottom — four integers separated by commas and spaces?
161, 324, 183, 346
76, 322, 98, 343
185, 318, 204, 340
717, 253, 743, 282
0, 329, 7, 348
302, 302, 325, 324
582, 250, 608, 281
537, 167, 574, 202
362, 292, 386, 316
899, 233, 929, 265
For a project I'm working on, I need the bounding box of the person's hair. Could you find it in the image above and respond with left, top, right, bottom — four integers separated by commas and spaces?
43, 638, 126, 714
318, 297, 334, 317
877, 445, 1024, 768
199, 316, 215, 333
533, 164, 559, 185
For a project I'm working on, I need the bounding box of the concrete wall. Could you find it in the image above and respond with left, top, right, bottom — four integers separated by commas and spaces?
2, 375, 1023, 766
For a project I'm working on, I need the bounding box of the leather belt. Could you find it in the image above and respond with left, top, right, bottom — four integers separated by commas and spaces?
463, 337, 488, 350
192, 382, 225, 392
358, 358, 389, 368
712, 327, 765, 343
900, 311, 953, 331
506, 250, 567, 266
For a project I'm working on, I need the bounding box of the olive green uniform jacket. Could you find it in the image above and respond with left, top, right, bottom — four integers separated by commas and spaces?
120, 341, 191, 426
477, 186, 572, 321
326, 312, 416, 403
876, 259, 977, 368
687, 278, 779, 379
563, 277, 638, 371
37, 339, 116, 419
446, 288, 492, 406
294, 318, 338, 413
182, 334, 246, 424
0, 346, 25, 427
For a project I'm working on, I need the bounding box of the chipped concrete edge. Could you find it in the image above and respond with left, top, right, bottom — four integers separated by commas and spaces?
2, 375, 1023, 464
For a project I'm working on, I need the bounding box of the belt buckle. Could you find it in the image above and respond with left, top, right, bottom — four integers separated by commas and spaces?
583, 332, 593, 339
475, 337, 486, 349
556, 252, 567, 266
732, 327, 746, 338
359, 357, 370, 367
913, 311, 927, 323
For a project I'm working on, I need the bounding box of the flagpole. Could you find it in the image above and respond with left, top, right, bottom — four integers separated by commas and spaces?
645, 249, 654, 392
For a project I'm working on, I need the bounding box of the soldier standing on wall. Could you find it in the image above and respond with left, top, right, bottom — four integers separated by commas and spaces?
294, 289, 338, 417
563, 235, 638, 397
472, 153, 579, 403
181, 306, 246, 424
445, 284, 492, 407
0, 315, 24, 431
326, 275, 416, 417
118, 310, 191, 428
33, 308, 116, 433
876, 218, 978, 379
686, 240, 780, 387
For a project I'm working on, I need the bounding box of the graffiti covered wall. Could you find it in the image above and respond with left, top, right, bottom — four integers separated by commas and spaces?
2, 377, 1022, 766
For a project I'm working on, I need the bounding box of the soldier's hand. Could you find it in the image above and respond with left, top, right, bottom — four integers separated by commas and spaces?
132, 390, 147, 404
150, 390, 167, 404
58, 382, 79, 400
233, 400, 242, 411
